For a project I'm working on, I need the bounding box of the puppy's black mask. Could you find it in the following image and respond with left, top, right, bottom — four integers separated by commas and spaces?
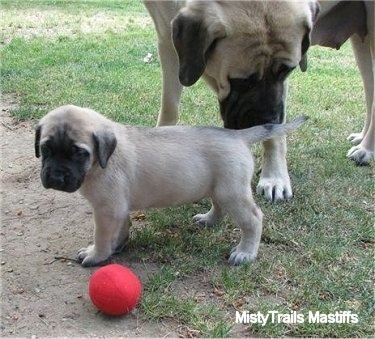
35, 125, 90, 193
219, 63, 295, 129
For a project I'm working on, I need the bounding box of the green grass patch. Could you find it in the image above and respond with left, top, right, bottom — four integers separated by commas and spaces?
1, 1, 373, 337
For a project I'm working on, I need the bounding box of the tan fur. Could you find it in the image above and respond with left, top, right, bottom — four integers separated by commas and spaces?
180, 1, 314, 100
144, 0, 318, 201
37, 105, 306, 266
313, 1, 374, 165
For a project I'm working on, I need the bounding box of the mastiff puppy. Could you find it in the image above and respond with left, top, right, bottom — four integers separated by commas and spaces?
35, 105, 306, 267
311, 0, 374, 165
144, 0, 319, 202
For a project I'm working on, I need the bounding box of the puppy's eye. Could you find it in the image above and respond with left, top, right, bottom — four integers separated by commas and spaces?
71, 145, 89, 159
71, 145, 80, 154
41, 144, 51, 158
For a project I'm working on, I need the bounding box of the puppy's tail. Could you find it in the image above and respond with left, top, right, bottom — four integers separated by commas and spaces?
238, 116, 308, 145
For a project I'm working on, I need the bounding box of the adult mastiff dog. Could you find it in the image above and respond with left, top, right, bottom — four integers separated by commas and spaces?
312, 1, 374, 166
144, 0, 319, 202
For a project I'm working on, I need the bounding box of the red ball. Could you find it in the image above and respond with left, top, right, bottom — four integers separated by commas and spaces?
88, 264, 142, 316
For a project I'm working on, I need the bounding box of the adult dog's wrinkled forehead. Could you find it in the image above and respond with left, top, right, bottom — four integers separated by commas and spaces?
172, 0, 319, 129
173, 0, 319, 99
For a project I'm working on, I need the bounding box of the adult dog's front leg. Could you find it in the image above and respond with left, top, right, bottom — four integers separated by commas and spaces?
156, 39, 183, 126
144, 0, 183, 126
77, 209, 130, 267
347, 33, 374, 165
347, 108, 374, 165
256, 135, 292, 202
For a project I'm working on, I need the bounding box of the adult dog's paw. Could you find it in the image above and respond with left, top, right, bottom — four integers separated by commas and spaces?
347, 145, 374, 166
347, 132, 363, 145
77, 245, 111, 267
257, 176, 292, 202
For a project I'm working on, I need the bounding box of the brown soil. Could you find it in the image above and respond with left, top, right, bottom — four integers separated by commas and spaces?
0, 96, 177, 337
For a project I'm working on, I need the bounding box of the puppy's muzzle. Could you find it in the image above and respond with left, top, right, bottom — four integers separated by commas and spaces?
42, 166, 81, 193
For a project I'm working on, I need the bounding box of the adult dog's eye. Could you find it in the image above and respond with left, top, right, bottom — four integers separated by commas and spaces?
273, 63, 296, 81
230, 73, 260, 90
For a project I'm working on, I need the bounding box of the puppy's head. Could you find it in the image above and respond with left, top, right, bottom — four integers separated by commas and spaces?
172, 0, 319, 129
35, 105, 117, 193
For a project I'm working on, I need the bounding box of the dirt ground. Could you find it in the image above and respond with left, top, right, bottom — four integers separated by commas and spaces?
0, 97, 178, 337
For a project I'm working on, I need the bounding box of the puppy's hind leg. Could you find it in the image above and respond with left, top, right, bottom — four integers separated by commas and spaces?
226, 195, 263, 265
193, 200, 224, 226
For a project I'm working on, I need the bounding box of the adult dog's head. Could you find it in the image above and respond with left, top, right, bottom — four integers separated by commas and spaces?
35, 105, 117, 192
172, 0, 319, 128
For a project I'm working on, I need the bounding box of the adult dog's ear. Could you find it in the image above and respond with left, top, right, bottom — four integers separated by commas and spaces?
172, 9, 226, 87
299, 1, 320, 72
93, 130, 117, 169
299, 33, 310, 72
35, 124, 42, 158
311, 1, 367, 50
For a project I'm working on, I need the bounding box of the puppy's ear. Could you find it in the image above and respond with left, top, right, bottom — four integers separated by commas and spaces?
92, 130, 117, 169
172, 9, 225, 86
35, 124, 42, 158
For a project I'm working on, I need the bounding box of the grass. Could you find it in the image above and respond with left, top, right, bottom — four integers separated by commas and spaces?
1, 1, 373, 337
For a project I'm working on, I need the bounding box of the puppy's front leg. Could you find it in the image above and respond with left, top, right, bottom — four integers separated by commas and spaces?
77, 208, 130, 267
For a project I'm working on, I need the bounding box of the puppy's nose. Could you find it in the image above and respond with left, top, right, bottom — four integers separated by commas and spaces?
51, 172, 65, 185
46, 170, 67, 189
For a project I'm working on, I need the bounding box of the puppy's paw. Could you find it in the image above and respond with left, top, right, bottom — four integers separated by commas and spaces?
347, 145, 374, 166
228, 246, 257, 266
193, 213, 216, 227
77, 245, 111, 267
257, 176, 292, 202
347, 132, 363, 145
